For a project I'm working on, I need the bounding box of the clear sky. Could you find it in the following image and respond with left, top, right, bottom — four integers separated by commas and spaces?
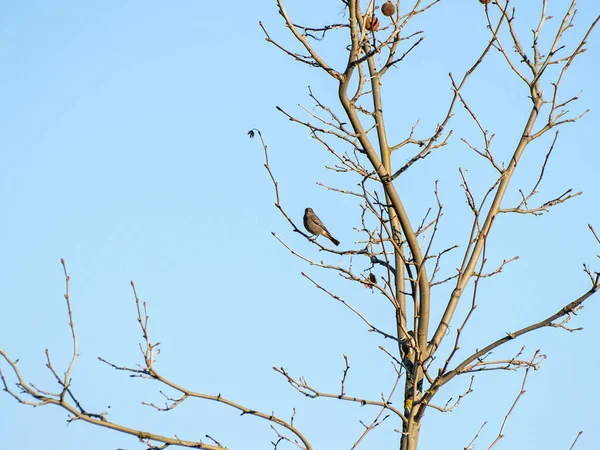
0, 1, 599, 449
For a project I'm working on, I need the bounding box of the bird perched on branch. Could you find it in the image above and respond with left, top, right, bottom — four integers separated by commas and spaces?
303, 207, 340, 246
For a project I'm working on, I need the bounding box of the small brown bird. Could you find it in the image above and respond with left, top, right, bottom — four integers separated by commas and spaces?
303, 207, 340, 246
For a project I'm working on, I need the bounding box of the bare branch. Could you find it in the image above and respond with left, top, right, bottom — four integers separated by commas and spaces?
487, 362, 535, 449
273, 366, 406, 423
568, 431, 584, 450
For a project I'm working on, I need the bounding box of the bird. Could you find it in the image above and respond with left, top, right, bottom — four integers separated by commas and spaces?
303, 207, 340, 246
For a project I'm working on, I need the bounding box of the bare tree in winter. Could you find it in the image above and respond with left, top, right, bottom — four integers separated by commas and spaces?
1, 1, 599, 449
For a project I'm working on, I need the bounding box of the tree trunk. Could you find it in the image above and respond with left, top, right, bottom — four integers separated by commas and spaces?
401, 419, 421, 450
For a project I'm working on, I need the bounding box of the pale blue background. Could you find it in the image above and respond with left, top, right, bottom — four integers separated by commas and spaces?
1, 1, 599, 449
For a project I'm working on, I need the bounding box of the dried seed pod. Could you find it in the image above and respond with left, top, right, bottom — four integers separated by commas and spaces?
365, 15, 380, 31
381, 1, 395, 17
369, 273, 377, 284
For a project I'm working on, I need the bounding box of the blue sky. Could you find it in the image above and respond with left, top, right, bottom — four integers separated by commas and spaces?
0, 1, 599, 449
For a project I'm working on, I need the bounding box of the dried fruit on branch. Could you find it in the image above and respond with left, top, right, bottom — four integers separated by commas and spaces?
365, 15, 380, 31
382, 1, 395, 17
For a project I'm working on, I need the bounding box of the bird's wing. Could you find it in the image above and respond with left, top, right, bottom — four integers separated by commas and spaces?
310, 214, 327, 230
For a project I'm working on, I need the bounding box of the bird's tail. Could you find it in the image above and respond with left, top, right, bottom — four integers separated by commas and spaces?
327, 233, 340, 246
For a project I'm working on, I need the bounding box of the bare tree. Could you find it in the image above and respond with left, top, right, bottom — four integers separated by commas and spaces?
1, 1, 599, 450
